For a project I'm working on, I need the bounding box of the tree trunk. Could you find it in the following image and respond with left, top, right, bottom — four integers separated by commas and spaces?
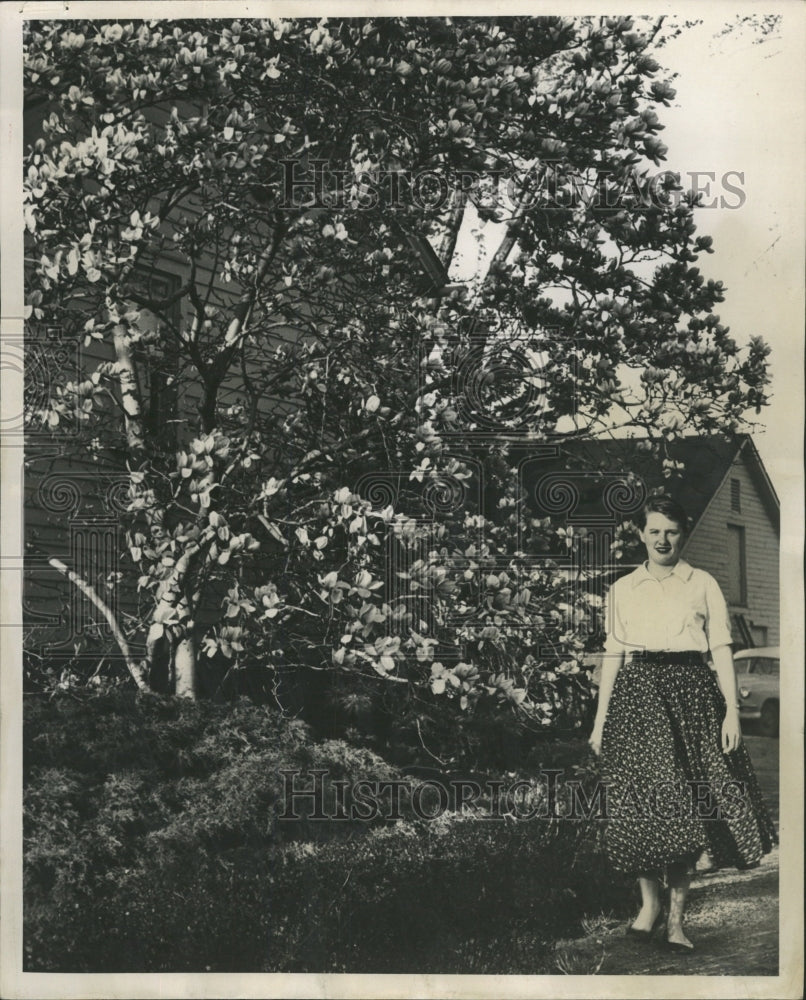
112, 321, 147, 466
173, 635, 198, 699
146, 545, 200, 698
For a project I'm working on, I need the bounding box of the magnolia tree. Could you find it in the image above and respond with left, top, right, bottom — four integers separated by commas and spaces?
23, 17, 769, 743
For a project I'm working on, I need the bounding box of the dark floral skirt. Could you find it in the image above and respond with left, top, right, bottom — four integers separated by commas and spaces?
598, 650, 778, 878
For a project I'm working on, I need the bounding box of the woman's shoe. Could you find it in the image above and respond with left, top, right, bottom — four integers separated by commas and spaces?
625, 906, 665, 942
664, 935, 695, 953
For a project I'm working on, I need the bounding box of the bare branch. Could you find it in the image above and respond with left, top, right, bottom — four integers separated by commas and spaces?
48, 557, 152, 693
435, 190, 468, 273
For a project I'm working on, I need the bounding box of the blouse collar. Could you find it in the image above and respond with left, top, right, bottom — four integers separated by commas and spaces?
631, 559, 694, 588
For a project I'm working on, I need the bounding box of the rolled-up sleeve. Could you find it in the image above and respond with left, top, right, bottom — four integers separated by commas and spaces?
603, 580, 628, 655
704, 573, 733, 651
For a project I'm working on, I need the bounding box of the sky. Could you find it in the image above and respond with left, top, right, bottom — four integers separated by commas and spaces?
449, 11, 804, 496
657, 13, 804, 494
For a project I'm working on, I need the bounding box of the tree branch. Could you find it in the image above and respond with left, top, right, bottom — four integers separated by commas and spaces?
48, 557, 151, 693
436, 190, 468, 273
480, 165, 544, 292
111, 322, 147, 469
199, 213, 290, 431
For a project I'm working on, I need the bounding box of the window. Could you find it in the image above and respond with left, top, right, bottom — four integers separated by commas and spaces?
750, 658, 779, 677
751, 624, 768, 647
730, 478, 741, 512
726, 523, 747, 605
128, 270, 181, 448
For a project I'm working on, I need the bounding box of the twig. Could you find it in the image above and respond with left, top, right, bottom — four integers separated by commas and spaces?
416, 717, 447, 765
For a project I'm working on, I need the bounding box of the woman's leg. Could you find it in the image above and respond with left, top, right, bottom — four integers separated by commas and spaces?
667, 859, 694, 948
631, 871, 663, 931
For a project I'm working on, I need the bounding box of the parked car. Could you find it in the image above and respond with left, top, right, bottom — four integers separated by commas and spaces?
733, 646, 780, 737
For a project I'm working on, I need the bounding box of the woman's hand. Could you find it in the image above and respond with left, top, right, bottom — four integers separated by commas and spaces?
721, 709, 742, 753
712, 646, 742, 754
588, 720, 604, 757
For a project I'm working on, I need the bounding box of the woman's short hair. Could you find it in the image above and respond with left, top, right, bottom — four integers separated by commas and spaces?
637, 494, 690, 532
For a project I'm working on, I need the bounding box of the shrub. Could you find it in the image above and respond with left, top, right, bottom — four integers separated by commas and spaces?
24, 691, 635, 972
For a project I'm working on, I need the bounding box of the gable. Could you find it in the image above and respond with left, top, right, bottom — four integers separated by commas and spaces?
517, 433, 778, 536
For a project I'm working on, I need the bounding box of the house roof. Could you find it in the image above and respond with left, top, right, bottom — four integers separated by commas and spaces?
521, 432, 779, 536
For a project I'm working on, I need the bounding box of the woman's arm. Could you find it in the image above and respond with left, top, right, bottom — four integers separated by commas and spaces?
703, 573, 741, 752
589, 651, 625, 754
589, 582, 626, 755
711, 643, 742, 752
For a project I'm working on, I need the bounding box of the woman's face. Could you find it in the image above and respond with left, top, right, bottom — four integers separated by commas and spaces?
640, 511, 685, 568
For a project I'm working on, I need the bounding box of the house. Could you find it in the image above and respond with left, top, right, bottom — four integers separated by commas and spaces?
21, 218, 451, 669
517, 433, 780, 651
669, 434, 779, 649
21, 92, 778, 668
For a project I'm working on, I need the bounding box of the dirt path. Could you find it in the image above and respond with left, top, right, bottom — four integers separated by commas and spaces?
552, 734, 780, 976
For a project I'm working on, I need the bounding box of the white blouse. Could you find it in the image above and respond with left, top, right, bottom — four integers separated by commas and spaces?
603, 559, 734, 656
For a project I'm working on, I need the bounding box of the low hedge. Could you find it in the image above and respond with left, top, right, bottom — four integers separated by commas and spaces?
24, 691, 634, 973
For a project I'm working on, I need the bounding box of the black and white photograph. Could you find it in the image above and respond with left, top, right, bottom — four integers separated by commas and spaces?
1, 3, 803, 998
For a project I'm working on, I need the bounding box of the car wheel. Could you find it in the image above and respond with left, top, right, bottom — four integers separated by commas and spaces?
759, 700, 779, 738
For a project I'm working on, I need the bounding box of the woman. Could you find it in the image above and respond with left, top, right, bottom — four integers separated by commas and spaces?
588, 494, 777, 953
